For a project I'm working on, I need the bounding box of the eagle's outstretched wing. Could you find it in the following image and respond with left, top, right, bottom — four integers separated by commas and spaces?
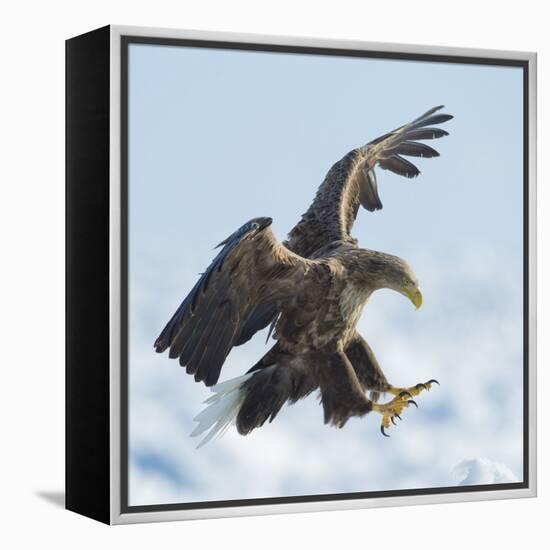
286, 106, 453, 257
154, 217, 321, 387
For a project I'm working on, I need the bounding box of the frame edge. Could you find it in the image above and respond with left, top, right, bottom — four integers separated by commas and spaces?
65, 24, 112, 525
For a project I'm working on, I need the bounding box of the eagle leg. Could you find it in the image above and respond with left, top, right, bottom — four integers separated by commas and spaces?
371, 393, 419, 437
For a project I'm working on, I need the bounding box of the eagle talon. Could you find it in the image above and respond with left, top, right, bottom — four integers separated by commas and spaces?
375, 380, 438, 438
373, 394, 416, 436
390, 379, 440, 398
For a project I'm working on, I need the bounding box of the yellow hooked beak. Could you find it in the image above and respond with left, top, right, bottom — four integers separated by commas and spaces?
405, 286, 423, 310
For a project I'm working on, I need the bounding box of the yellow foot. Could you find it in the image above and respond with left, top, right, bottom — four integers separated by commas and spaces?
371, 392, 419, 437
389, 379, 440, 398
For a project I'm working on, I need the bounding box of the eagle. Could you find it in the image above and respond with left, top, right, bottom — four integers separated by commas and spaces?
154, 106, 452, 447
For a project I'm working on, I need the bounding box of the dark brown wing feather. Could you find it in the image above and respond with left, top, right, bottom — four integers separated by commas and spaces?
154, 217, 313, 386
286, 106, 452, 257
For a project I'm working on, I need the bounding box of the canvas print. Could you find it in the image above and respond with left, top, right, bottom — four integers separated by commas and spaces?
126, 41, 525, 508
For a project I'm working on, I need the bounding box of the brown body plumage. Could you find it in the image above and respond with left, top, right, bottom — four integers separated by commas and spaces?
155, 106, 452, 444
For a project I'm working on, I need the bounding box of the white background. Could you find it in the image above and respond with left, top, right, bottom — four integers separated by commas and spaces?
0, 0, 546, 548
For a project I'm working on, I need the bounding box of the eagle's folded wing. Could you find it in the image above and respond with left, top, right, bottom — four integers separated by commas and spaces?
286, 106, 452, 257
154, 217, 314, 386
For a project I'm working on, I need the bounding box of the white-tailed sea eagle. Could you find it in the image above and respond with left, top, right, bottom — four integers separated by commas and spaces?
154, 106, 452, 446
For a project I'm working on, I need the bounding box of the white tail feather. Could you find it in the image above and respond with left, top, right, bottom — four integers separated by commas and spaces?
191, 372, 254, 449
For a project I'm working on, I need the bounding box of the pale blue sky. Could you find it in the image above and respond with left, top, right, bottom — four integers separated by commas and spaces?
127, 43, 524, 506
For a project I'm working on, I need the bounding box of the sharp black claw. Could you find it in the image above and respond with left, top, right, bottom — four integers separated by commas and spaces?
394, 413, 402, 421
408, 399, 418, 408
399, 390, 413, 399
381, 425, 390, 437
415, 383, 428, 390
426, 379, 440, 386
391, 416, 397, 426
